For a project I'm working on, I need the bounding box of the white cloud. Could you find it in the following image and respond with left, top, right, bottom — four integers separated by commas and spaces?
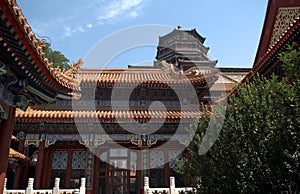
63, 27, 72, 37
29, 0, 147, 38
97, 0, 144, 21
62, 0, 145, 37
63, 25, 85, 37
87, 23, 93, 28
129, 11, 138, 18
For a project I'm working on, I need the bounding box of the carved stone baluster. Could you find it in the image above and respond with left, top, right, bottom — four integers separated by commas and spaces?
79, 178, 86, 194
170, 177, 175, 194
52, 178, 60, 194
144, 177, 149, 193
25, 178, 34, 194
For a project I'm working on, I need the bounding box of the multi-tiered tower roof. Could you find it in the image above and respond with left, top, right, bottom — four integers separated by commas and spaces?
155, 26, 217, 71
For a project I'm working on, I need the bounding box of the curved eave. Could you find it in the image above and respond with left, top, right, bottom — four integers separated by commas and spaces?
229, 16, 300, 96
158, 28, 206, 44
9, 148, 29, 162
253, 1, 300, 66
0, 0, 77, 99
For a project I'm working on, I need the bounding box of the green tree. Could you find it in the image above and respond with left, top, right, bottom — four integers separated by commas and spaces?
279, 43, 300, 82
42, 40, 70, 70
177, 47, 300, 193
279, 43, 300, 102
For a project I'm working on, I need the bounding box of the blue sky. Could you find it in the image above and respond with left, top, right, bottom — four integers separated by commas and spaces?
17, 0, 268, 68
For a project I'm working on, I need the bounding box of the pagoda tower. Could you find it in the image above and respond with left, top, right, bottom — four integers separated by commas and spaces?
155, 26, 217, 71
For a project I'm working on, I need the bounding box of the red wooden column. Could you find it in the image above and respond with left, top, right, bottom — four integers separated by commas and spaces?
93, 153, 99, 194
41, 148, 50, 188
13, 139, 25, 188
22, 161, 30, 188
34, 140, 45, 189
0, 106, 16, 194
45, 150, 54, 188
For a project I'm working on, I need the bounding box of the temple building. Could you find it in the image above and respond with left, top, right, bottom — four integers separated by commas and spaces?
0, 1, 224, 193
1, 0, 299, 194
10, 28, 220, 193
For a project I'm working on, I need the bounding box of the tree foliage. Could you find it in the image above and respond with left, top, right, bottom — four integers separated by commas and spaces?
42, 41, 70, 70
177, 46, 300, 193
279, 43, 300, 82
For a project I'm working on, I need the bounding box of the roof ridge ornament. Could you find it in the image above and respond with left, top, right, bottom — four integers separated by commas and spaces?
161, 60, 181, 79
63, 59, 83, 78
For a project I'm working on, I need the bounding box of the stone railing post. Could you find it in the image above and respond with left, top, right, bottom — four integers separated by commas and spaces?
144, 176, 149, 194
79, 178, 86, 194
185, 187, 189, 193
170, 177, 175, 194
52, 178, 60, 194
25, 178, 34, 194
4, 178, 7, 193
146, 188, 152, 194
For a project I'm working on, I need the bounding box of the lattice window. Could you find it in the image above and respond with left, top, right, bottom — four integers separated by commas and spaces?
52, 151, 68, 169
72, 151, 87, 169
168, 150, 181, 168
269, 7, 300, 48
110, 149, 128, 157
150, 150, 164, 168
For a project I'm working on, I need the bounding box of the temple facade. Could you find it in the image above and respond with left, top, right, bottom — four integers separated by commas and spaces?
11, 29, 219, 193
0, 1, 223, 193
2, 0, 299, 193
